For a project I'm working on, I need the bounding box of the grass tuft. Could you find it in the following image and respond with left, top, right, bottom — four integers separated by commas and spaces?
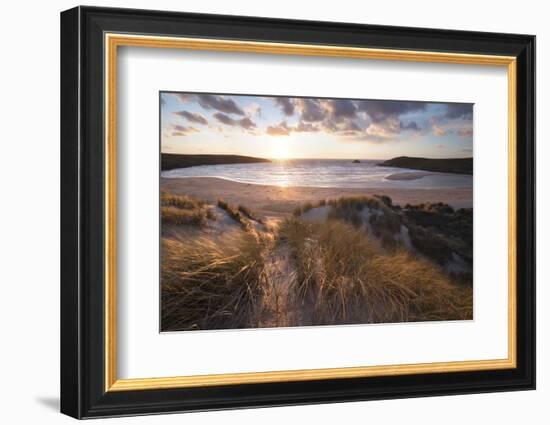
161, 231, 269, 331
292, 200, 328, 217
217, 199, 250, 230
160, 190, 214, 227
325, 196, 402, 248
238, 204, 263, 223
278, 218, 472, 325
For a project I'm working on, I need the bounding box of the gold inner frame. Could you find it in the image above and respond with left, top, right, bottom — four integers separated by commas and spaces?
104, 33, 517, 392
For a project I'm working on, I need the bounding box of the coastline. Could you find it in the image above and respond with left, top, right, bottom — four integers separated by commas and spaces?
161, 153, 270, 171
161, 176, 473, 219
378, 156, 473, 175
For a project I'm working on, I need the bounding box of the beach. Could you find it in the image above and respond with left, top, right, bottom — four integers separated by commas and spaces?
157, 94, 475, 331
159, 157, 474, 331
161, 176, 473, 221
160, 175, 473, 331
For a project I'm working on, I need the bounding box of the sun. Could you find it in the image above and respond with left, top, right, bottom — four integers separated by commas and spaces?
271, 140, 291, 159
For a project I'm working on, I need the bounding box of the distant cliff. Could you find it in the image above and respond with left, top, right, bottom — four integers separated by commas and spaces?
379, 156, 473, 175
162, 154, 271, 171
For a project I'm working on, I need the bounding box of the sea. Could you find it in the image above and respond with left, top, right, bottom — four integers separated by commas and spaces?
160, 159, 472, 189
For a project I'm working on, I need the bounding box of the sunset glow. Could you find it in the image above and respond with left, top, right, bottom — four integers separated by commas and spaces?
270, 140, 291, 159
161, 92, 473, 159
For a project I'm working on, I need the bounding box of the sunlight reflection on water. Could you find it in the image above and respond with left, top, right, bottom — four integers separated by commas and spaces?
162, 159, 472, 189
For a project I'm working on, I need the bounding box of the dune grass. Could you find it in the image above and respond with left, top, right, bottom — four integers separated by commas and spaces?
404, 203, 473, 266
238, 204, 263, 223
278, 218, 472, 325
161, 206, 208, 227
161, 231, 269, 331
160, 190, 214, 227
296, 195, 473, 271
161, 190, 205, 209
292, 199, 328, 217
160, 193, 473, 331
217, 199, 252, 230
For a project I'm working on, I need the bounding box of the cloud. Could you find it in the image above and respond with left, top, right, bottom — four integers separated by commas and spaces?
266, 121, 291, 136
444, 103, 473, 120
295, 98, 420, 127
342, 100, 426, 142
174, 93, 194, 103
173, 110, 208, 125
322, 118, 361, 135
213, 112, 235, 126
266, 120, 322, 136
239, 117, 257, 130
432, 124, 447, 136
344, 120, 362, 132
295, 99, 325, 122
245, 102, 262, 117
171, 124, 199, 136
291, 98, 360, 134
174, 93, 245, 115
168, 93, 471, 147
294, 121, 320, 133
429, 103, 473, 141
265, 98, 425, 141
293, 99, 361, 135
274, 98, 295, 116
400, 121, 421, 131
457, 128, 473, 138
196, 94, 245, 115
213, 112, 257, 130
356, 100, 426, 123
323, 99, 357, 119
365, 118, 401, 139
431, 122, 473, 138
350, 130, 400, 144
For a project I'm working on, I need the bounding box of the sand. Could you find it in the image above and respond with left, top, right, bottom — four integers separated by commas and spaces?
385, 171, 432, 181
161, 177, 472, 220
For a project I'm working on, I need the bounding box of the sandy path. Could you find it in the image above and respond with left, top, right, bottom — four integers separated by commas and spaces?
161, 177, 472, 220
258, 245, 296, 328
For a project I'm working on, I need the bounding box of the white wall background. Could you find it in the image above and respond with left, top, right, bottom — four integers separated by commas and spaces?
0, 0, 545, 423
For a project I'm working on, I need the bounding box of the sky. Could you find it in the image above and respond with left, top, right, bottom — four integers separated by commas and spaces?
160, 92, 473, 160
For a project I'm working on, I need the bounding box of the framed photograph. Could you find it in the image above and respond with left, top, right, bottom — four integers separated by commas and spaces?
60, 6, 535, 419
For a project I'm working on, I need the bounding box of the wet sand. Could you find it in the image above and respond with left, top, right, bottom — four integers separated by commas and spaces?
161, 177, 472, 220
385, 171, 432, 181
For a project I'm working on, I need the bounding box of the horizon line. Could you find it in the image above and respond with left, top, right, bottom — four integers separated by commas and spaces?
160, 152, 474, 161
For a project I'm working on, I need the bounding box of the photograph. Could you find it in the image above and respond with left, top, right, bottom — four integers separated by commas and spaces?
159, 92, 475, 332
56, 5, 536, 419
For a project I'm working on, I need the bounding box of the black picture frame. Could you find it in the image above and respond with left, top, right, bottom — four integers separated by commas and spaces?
61, 5, 535, 419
